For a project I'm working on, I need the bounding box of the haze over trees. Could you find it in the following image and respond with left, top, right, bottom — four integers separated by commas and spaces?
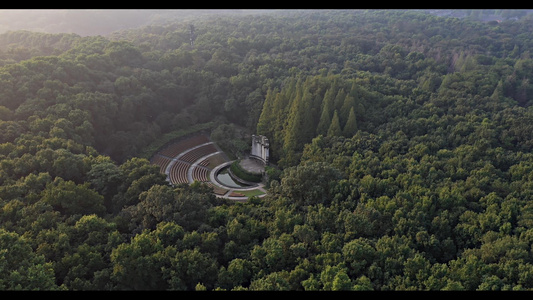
1, 9, 533, 290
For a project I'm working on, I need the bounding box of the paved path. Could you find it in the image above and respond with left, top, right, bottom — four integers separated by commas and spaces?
187, 151, 223, 183
209, 161, 267, 200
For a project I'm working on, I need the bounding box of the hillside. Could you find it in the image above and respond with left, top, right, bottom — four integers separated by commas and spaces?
1, 9, 533, 290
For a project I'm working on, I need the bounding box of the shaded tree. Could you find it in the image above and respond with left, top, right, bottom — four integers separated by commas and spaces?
327, 110, 342, 137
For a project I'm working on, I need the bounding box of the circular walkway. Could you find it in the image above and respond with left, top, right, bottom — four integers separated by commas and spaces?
209, 161, 267, 201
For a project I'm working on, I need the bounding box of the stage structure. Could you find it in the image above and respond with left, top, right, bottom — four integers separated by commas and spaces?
250, 135, 269, 165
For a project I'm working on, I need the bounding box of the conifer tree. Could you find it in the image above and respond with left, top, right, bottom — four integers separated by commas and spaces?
349, 81, 366, 116
317, 88, 335, 136
271, 88, 290, 162
256, 88, 276, 138
349, 80, 358, 97
281, 79, 316, 167
490, 80, 504, 101
284, 77, 299, 103
343, 107, 357, 137
340, 94, 355, 126
317, 97, 332, 136
300, 87, 317, 143
327, 110, 342, 137
334, 88, 346, 111
283, 82, 304, 154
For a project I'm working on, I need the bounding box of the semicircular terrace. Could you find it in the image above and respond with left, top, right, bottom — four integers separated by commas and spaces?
150, 134, 267, 200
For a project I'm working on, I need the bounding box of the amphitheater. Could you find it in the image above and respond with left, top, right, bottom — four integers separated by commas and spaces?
150, 133, 267, 201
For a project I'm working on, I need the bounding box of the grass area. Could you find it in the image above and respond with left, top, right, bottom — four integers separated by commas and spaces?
239, 189, 265, 197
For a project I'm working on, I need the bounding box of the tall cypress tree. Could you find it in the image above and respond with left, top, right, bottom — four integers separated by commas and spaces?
349, 81, 366, 117
317, 96, 332, 136
300, 87, 316, 144
317, 87, 335, 136
340, 94, 355, 127
271, 91, 289, 163
281, 80, 305, 167
334, 88, 346, 111
343, 107, 357, 137
327, 110, 342, 137
283, 81, 304, 153
256, 88, 276, 137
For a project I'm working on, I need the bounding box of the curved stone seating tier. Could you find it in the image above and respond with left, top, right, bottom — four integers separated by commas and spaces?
200, 152, 228, 169
168, 160, 191, 185
192, 166, 209, 182
150, 154, 172, 173
179, 144, 218, 163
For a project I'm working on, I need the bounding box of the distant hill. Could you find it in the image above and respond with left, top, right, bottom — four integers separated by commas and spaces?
421, 9, 533, 22
0, 9, 274, 36
4, 10, 530, 38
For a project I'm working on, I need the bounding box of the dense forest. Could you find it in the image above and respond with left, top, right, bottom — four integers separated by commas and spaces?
2, 9, 533, 290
